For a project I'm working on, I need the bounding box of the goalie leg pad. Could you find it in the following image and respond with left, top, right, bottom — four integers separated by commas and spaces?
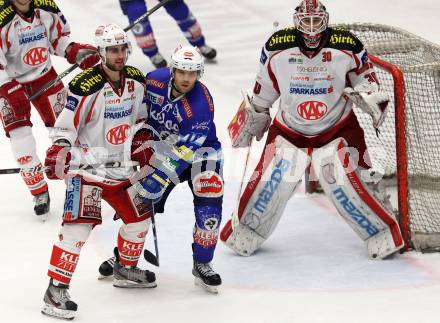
221, 131, 310, 256
313, 138, 404, 259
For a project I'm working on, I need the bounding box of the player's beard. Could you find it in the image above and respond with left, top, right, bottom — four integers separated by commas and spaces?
173, 80, 195, 94
105, 59, 125, 72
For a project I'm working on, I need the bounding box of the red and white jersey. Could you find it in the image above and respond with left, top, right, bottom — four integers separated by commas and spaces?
51, 65, 148, 181
0, 1, 71, 85
252, 27, 379, 137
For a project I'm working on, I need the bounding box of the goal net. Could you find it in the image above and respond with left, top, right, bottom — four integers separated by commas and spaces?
335, 23, 440, 251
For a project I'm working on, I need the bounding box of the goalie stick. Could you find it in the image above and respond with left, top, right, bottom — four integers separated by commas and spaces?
28, 0, 173, 101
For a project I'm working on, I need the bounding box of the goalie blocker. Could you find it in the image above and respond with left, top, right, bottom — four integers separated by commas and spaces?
221, 133, 404, 259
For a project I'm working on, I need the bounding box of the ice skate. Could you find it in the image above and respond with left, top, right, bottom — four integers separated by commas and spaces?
199, 45, 217, 60
34, 190, 50, 220
41, 279, 77, 320
192, 260, 222, 294
98, 256, 115, 280
150, 52, 167, 68
113, 249, 157, 288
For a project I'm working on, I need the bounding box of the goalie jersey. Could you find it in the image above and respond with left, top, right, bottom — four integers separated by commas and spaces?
252, 27, 380, 137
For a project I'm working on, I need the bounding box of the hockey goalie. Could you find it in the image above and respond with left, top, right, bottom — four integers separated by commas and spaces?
220, 0, 404, 259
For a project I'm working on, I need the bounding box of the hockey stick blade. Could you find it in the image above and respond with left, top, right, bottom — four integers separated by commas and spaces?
28, 0, 173, 101
143, 249, 159, 267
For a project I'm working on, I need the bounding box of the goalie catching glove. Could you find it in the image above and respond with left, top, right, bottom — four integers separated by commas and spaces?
343, 86, 389, 129
228, 91, 271, 147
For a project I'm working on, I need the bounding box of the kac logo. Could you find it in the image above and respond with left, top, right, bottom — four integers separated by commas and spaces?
23, 47, 47, 66
297, 101, 328, 120
106, 124, 130, 145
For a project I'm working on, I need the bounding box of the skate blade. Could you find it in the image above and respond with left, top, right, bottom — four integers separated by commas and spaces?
41, 303, 75, 320
194, 277, 219, 294
40, 213, 49, 222
113, 279, 157, 288
98, 273, 113, 280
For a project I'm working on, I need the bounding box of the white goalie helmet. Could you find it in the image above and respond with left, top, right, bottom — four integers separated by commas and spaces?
293, 0, 329, 49
170, 45, 204, 78
94, 23, 132, 62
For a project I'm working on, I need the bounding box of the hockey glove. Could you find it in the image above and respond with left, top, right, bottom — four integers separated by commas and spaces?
66, 42, 100, 70
228, 91, 271, 147
343, 87, 389, 129
45, 140, 71, 180
140, 169, 171, 202
131, 129, 155, 168
0, 79, 30, 117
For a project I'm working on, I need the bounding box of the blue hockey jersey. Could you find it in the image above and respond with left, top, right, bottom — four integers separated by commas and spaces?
142, 68, 221, 194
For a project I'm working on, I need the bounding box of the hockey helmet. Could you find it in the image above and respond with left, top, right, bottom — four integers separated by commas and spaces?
170, 45, 204, 79
293, 0, 329, 49
94, 23, 132, 62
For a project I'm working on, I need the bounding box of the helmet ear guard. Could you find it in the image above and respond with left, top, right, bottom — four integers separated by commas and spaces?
94, 24, 132, 63
170, 45, 204, 79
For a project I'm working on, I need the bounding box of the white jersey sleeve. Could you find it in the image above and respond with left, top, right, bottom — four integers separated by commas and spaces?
38, 1, 72, 58
251, 44, 282, 110
346, 45, 379, 93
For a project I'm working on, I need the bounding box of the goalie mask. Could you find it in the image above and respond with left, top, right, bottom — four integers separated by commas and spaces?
170, 45, 204, 79
293, 0, 329, 49
94, 23, 132, 64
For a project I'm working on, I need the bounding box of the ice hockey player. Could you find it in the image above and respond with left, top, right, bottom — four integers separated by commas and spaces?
119, 0, 216, 68
41, 24, 156, 320
0, 0, 99, 218
99, 45, 223, 293
220, 0, 405, 260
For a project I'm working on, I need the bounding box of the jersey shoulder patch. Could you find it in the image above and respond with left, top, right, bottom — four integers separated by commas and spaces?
325, 27, 364, 53
68, 66, 105, 96
0, 3, 16, 28
124, 65, 145, 84
197, 82, 214, 113
265, 27, 299, 51
146, 68, 170, 90
33, 0, 60, 14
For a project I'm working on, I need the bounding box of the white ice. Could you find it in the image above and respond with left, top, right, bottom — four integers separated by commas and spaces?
1, 1, 440, 322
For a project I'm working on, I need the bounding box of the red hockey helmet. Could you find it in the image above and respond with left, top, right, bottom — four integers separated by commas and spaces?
293, 0, 329, 49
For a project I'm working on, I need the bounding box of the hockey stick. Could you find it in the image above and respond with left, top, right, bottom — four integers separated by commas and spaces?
236, 138, 253, 204
0, 161, 139, 175
28, 0, 173, 101
143, 205, 160, 267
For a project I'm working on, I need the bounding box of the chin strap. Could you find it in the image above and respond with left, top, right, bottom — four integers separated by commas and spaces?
171, 80, 184, 96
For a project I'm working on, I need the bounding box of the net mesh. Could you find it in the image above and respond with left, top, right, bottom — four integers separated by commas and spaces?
334, 23, 440, 250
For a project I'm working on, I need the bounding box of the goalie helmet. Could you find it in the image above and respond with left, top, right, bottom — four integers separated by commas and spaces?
94, 24, 132, 62
293, 0, 329, 49
170, 45, 204, 79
